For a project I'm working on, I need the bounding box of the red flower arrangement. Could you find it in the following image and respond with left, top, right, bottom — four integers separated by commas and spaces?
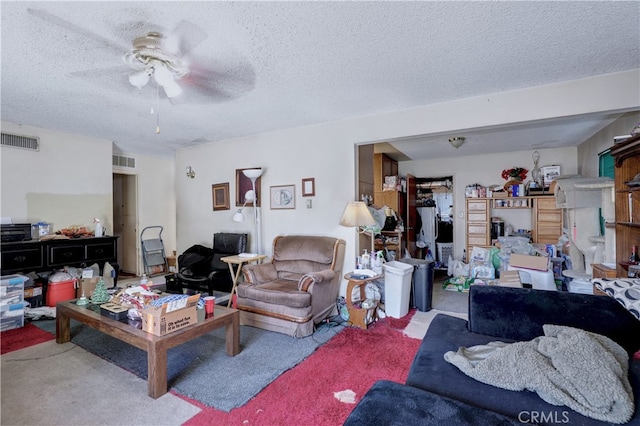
501, 167, 528, 181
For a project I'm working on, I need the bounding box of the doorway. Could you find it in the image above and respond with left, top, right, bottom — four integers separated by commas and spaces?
113, 173, 139, 275
415, 176, 454, 269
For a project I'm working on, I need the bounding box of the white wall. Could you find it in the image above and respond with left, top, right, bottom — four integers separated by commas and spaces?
176, 70, 637, 294
1, 122, 113, 231
174, 123, 356, 256
1, 121, 176, 275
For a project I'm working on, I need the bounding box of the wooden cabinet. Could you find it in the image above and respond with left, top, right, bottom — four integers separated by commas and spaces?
373, 153, 398, 192
1, 237, 118, 275
466, 196, 563, 255
532, 197, 564, 244
466, 198, 491, 255
610, 134, 640, 277
373, 153, 401, 213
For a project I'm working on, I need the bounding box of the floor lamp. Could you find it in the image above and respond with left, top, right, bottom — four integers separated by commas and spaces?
242, 168, 263, 254
340, 201, 377, 255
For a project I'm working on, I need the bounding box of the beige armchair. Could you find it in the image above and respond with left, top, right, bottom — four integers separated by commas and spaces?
237, 235, 346, 337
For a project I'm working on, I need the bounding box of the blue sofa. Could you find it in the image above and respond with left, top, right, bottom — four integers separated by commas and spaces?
345, 286, 640, 425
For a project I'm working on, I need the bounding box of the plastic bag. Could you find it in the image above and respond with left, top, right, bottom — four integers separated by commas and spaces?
448, 258, 469, 277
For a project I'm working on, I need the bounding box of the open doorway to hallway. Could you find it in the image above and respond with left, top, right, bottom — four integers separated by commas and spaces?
112, 173, 138, 276
415, 176, 454, 270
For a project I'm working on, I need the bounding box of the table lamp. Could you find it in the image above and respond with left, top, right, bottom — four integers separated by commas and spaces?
340, 201, 377, 255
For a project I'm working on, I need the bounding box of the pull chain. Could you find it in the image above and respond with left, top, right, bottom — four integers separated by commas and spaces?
155, 83, 160, 134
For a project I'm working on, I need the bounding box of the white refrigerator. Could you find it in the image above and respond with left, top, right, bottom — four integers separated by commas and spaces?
417, 207, 437, 260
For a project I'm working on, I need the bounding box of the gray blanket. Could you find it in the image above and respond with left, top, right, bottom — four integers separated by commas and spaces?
444, 325, 634, 424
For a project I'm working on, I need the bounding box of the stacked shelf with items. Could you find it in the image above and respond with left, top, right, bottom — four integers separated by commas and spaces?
610, 133, 640, 277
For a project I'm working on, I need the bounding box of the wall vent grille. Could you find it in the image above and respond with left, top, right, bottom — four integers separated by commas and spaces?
1, 132, 39, 151
113, 155, 136, 168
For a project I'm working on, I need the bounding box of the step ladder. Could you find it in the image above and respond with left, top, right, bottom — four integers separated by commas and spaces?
140, 226, 168, 276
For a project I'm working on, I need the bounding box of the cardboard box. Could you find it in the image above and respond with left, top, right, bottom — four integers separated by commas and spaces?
76, 277, 99, 298
142, 294, 200, 336
498, 270, 523, 288
509, 253, 549, 272
166, 256, 177, 273
24, 285, 43, 298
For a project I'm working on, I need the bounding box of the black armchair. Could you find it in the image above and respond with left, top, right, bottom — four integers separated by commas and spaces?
171, 232, 247, 295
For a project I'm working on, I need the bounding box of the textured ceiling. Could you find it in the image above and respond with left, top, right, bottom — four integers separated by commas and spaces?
1, 1, 639, 159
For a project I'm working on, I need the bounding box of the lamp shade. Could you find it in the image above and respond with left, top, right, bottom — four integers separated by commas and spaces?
232, 210, 245, 223
340, 201, 376, 227
242, 168, 263, 179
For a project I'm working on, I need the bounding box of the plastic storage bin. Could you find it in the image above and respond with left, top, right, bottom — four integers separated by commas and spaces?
46, 279, 76, 307
382, 261, 414, 318
1, 274, 28, 331
400, 258, 435, 312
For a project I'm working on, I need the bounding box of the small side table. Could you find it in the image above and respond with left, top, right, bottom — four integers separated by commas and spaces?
221, 254, 267, 307
344, 273, 380, 329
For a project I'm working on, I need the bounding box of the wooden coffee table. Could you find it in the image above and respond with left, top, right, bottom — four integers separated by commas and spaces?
56, 300, 240, 399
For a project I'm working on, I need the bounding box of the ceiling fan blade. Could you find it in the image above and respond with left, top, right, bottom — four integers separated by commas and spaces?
27, 8, 127, 56
69, 66, 140, 93
163, 20, 207, 57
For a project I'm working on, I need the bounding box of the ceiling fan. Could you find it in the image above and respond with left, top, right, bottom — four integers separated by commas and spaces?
28, 9, 255, 104
123, 29, 195, 99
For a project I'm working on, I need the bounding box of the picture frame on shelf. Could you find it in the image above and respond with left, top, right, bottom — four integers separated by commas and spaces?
301, 177, 315, 197
270, 185, 295, 209
212, 182, 230, 211
235, 168, 262, 207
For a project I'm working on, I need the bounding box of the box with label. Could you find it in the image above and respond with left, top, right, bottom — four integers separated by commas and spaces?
24, 285, 43, 298
142, 294, 199, 336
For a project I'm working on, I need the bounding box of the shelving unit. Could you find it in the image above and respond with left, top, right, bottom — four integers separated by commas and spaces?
465, 196, 563, 255
609, 133, 640, 277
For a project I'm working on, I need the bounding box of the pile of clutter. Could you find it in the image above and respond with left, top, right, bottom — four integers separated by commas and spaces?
444, 236, 568, 292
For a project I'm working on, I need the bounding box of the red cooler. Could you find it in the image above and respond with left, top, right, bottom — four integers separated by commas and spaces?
46, 279, 76, 307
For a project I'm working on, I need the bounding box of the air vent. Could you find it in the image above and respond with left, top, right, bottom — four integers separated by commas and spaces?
113, 155, 136, 168
1, 132, 39, 151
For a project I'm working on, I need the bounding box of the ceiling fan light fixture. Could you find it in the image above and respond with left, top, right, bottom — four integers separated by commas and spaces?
448, 136, 466, 149
152, 62, 174, 86
128, 69, 150, 89
162, 80, 183, 98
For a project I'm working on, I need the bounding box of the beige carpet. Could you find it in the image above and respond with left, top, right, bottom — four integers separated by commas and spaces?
403, 309, 468, 340
1, 340, 200, 426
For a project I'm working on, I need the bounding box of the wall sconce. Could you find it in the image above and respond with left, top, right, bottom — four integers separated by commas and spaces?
448, 136, 466, 149
186, 166, 195, 179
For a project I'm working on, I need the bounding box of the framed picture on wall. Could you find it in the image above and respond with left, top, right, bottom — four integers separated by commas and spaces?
212, 182, 230, 211
235, 168, 262, 207
301, 177, 315, 197
270, 185, 295, 209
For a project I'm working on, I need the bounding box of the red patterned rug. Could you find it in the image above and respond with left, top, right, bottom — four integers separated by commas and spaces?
182, 311, 420, 425
1, 322, 54, 354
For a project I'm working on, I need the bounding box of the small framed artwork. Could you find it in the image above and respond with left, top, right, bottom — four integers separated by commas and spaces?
270, 185, 295, 209
236, 168, 262, 207
301, 177, 315, 197
212, 182, 230, 211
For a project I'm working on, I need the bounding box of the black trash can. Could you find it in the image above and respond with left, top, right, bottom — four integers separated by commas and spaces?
399, 258, 435, 312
